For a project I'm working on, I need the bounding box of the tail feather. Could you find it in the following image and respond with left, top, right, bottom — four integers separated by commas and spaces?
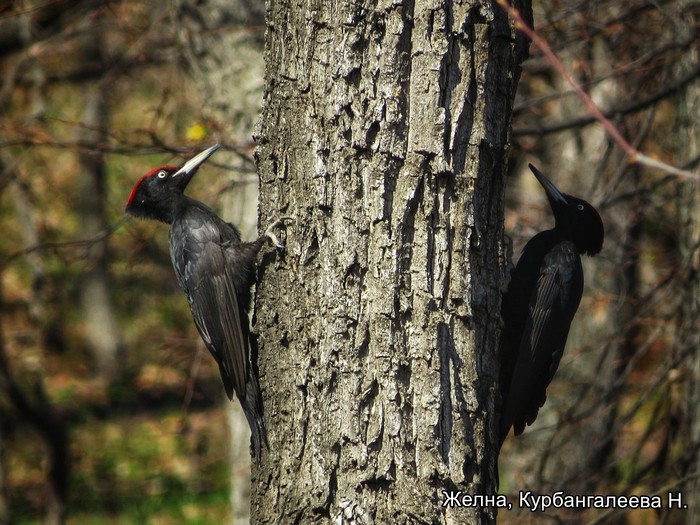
239, 372, 267, 463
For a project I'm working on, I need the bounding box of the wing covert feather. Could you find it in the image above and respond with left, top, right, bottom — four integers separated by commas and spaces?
170, 217, 248, 399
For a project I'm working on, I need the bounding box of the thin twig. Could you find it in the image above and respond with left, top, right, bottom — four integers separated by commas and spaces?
1, 216, 129, 268
513, 62, 700, 137
497, 0, 700, 180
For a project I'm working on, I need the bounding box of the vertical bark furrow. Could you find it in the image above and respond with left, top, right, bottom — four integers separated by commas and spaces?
255, 1, 527, 522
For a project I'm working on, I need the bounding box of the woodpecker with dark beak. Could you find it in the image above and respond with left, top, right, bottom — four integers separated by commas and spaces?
499, 164, 604, 448
126, 144, 288, 461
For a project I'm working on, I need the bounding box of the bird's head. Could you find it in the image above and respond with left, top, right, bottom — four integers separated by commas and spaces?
529, 163, 604, 256
125, 144, 220, 223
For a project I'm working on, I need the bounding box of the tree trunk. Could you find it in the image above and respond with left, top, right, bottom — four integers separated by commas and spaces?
75, 17, 122, 379
680, 127, 699, 525
254, 1, 529, 523
172, 0, 266, 521
678, 22, 699, 524
0, 424, 6, 525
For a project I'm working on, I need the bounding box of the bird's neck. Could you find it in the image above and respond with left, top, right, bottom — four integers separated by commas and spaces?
545, 223, 586, 252
150, 194, 193, 224
534, 228, 568, 248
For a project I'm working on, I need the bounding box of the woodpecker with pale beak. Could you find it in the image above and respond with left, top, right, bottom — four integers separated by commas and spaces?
126, 144, 289, 460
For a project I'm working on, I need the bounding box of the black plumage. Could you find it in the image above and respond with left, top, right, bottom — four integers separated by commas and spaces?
125, 144, 288, 460
499, 164, 604, 448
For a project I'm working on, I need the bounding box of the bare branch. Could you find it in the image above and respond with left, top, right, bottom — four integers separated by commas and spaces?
514, 61, 700, 137
497, 0, 700, 180
1, 216, 129, 269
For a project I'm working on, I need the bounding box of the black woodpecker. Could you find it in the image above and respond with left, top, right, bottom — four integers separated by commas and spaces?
499, 164, 604, 448
125, 144, 289, 461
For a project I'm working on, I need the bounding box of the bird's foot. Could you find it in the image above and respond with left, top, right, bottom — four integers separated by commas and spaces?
264, 217, 294, 249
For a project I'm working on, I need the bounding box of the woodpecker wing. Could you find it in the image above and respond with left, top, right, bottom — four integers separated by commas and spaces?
169, 208, 248, 400
503, 240, 583, 437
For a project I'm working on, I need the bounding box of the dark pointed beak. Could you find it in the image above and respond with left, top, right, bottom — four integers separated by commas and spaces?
529, 164, 568, 205
173, 144, 221, 189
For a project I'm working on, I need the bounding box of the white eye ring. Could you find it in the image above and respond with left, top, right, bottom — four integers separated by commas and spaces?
157, 170, 168, 179
577, 204, 585, 211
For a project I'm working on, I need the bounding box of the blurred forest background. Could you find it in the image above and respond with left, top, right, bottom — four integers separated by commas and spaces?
0, 1, 697, 525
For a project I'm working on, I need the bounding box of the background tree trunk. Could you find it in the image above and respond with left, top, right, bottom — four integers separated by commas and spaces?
678, 16, 699, 522
0, 425, 5, 525
173, 1, 266, 522
680, 111, 699, 525
254, 1, 529, 523
75, 16, 122, 380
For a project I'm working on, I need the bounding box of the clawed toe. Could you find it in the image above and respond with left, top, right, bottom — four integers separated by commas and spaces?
264, 217, 294, 249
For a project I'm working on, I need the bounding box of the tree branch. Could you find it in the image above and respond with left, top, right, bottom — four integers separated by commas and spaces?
514, 61, 700, 137
1, 216, 129, 268
497, 0, 700, 180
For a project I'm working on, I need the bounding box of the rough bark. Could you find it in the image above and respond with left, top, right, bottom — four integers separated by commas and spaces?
254, 1, 528, 523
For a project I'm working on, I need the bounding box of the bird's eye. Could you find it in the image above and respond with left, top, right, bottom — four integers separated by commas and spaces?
577, 204, 585, 211
157, 170, 168, 179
